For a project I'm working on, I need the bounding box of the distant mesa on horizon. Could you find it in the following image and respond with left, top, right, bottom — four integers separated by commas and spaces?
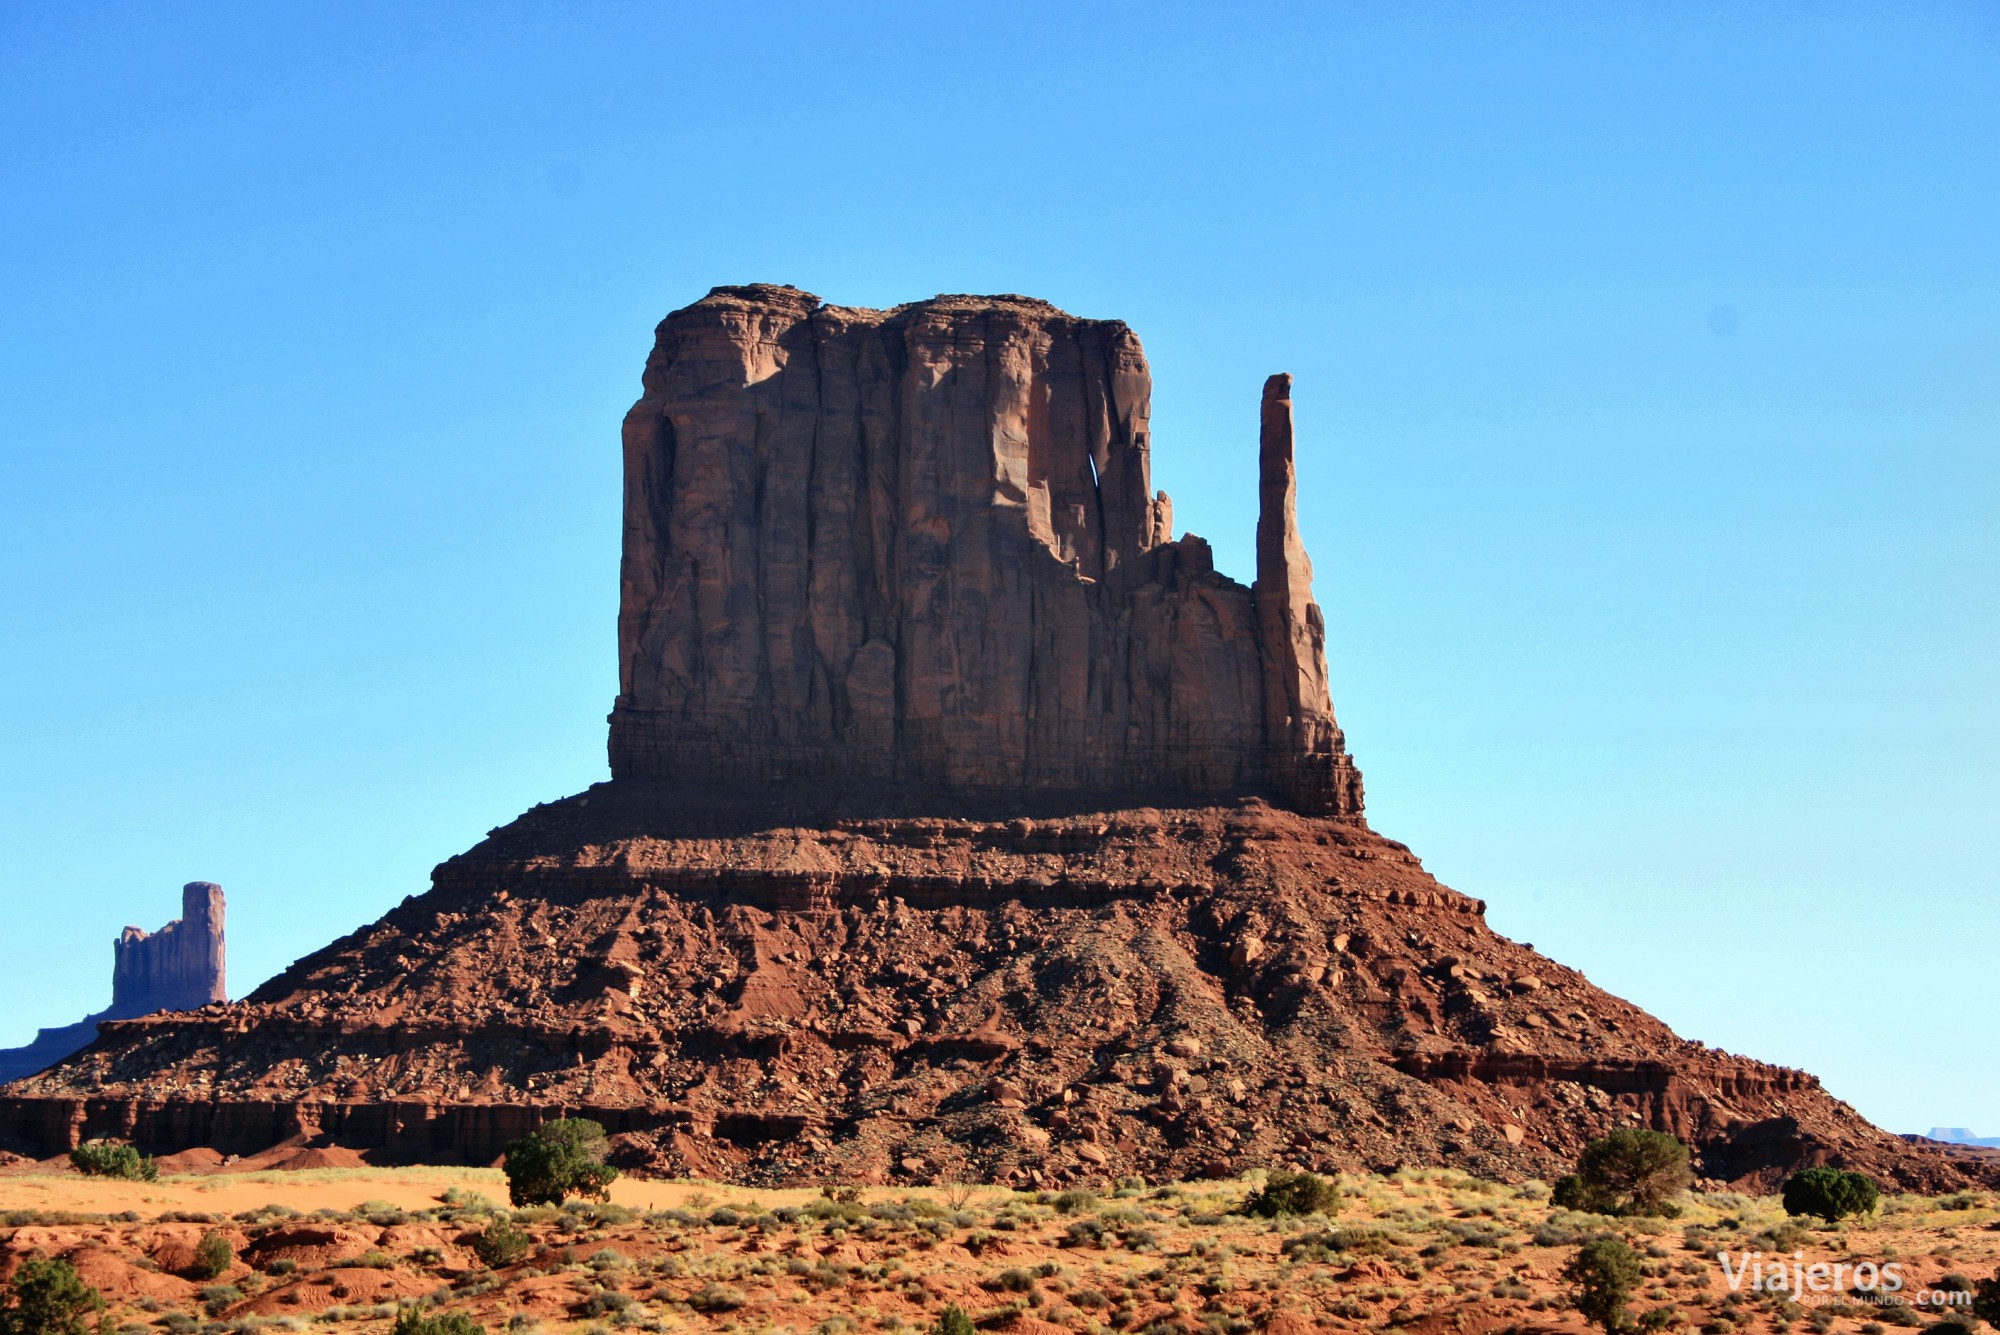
1926, 1127, 2000, 1148
0, 881, 225, 1085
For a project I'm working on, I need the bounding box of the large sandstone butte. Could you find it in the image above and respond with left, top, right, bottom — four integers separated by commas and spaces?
1, 287, 1980, 1194
610, 286, 1360, 814
0, 882, 225, 1085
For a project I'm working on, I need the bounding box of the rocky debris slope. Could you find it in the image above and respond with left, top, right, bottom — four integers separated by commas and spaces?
2, 792, 1973, 1192
611, 286, 1361, 815
0, 883, 225, 1084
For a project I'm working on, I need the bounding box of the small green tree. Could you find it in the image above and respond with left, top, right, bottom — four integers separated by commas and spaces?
1564, 1236, 1644, 1333
1779, 1167, 1879, 1223
0, 1258, 105, 1335
68, 1141, 157, 1182
470, 1217, 531, 1268
1566, 1130, 1693, 1217
1242, 1169, 1340, 1218
1551, 1174, 1591, 1210
391, 1308, 485, 1335
501, 1118, 619, 1207
931, 1305, 976, 1335
192, 1231, 235, 1280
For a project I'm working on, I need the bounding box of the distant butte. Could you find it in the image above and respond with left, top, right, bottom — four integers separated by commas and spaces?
1, 288, 1983, 1194
0, 882, 225, 1085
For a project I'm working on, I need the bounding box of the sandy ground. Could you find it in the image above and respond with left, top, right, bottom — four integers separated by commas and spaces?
0, 1163, 823, 1217
2, 1167, 1995, 1333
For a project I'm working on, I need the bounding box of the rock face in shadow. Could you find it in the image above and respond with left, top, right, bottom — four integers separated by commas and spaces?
0, 883, 225, 1084
610, 286, 1363, 815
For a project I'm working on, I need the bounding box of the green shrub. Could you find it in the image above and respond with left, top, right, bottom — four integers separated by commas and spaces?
1972, 1268, 2000, 1326
391, 1308, 485, 1335
1242, 1169, 1339, 1218
1551, 1174, 1591, 1211
1563, 1131, 1692, 1218
196, 1284, 242, 1317
0, 1258, 105, 1335
68, 1141, 157, 1182
582, 1290, 633, 1318
688, 1283, 745, 1312
1563, 1236, 1643, 1333
501, 1119, 619, 1207
191, 1231, 235, 1280
1780, 1167, 1879, 1223
471, 1218, 532, 1269
931, 1306, 976, 1335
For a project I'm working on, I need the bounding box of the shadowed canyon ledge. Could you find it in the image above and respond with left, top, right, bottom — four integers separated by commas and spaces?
609, 285, 1362, 815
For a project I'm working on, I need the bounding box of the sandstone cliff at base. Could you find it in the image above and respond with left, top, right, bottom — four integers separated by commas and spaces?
2, 787, 1973, 1193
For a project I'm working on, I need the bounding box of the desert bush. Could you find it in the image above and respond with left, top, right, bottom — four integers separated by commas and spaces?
1062, 1218, 1106, 1248
197, 1284, 244, 1316
501, 1119, 619, 1207
391, 1309, 485, 1335
805, 1197, 868, 1225
1051, 1190, 1099, 1215
930, 1307, 975, 1335
470, 1218, 531, 1269
1745, 1219, 1812, 1253
1973, 1269, 2000, 1326
0, 1258, 105, 1335
1563, 1237, 1643, 1333
192, 1233, 236, 1280
1242, 1170, 1339, 1218
436, 1189, 500, 1217
581, 1290, 633, 1318
1558, 1131, 1692, 1218
68, 1141, 158, 1182
1780, 1168, 1879, 1223
687, 1284, 745, 1312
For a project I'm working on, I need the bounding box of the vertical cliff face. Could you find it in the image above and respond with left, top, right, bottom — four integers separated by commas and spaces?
111, 882, 226, 1018
611, 285, 1363, 814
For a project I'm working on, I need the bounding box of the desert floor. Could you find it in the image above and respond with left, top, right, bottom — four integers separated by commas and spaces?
3, 1164, 1995, 1335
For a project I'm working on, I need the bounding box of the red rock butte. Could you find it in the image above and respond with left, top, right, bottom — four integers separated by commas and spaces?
610, 286, 1361, 815
0, 287, 1983, 1195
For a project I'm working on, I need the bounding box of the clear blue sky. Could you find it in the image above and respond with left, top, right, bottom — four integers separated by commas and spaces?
2, 2, 1993, 1137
